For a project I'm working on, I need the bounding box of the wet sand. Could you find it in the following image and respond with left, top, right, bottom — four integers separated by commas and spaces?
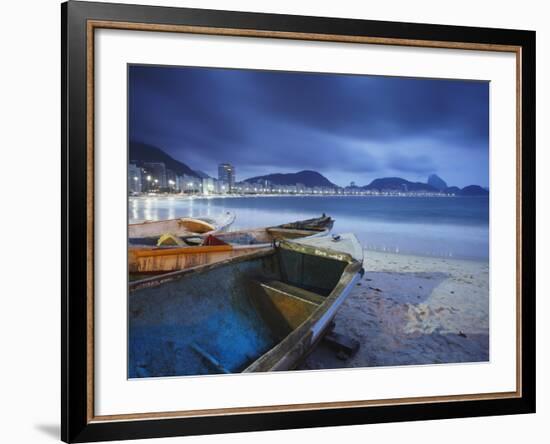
300, 250, 489, 370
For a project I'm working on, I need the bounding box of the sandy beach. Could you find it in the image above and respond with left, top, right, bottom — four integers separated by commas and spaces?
300, 250, 489, 370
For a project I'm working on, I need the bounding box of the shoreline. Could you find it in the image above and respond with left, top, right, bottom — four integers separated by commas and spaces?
300, 249, 489, 369
129, 195, 489, 262
129, 192, 469, 200
361, 248, 489, 265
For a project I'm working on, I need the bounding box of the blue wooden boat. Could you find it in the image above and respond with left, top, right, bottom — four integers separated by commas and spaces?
128, 234, 363, 378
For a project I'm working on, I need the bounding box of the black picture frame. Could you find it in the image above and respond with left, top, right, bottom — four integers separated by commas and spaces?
61, 1, 536, 442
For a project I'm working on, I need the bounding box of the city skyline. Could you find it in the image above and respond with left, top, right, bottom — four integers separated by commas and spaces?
129, 65, 489, 188
128, 155, 486, 197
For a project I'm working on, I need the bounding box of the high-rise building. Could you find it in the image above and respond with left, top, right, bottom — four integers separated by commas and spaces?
218, 163, 235, 192
128, 163, 142, 194
142, 162, 167, 189
202, 177, 215, 194
182, 174, 201, 193
215, 179, 229, 194
165, 169, 178, 191
176, 175, 185, 193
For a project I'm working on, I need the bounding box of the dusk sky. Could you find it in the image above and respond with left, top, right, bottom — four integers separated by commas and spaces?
129, 64, 489, 188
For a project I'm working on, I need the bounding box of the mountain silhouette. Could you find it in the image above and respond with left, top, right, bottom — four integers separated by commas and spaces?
427, 174, 448, 191
460, 185, 489, 196
244, 170, 338, 188
363, 177, 438, 192
129, 141, 198, 177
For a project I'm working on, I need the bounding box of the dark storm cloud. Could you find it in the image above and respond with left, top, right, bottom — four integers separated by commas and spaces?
129, 65, 489, 187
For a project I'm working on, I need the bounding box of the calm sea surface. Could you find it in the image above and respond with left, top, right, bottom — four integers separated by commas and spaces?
129, 195, 489, 261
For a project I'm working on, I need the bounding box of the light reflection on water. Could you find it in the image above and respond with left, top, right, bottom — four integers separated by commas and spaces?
129, 195, 489, 261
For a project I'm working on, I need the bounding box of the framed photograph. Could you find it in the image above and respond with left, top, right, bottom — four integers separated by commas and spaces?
61, 1, 536, 442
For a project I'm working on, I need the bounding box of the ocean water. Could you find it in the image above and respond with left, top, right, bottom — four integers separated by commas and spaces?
129, 195, 489, 261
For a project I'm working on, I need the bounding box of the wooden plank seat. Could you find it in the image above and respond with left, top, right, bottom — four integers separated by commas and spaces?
255, 280, 325, 331
259, 280, 326, 305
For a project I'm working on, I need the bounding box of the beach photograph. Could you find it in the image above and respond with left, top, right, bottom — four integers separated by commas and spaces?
127, 64, 489, 378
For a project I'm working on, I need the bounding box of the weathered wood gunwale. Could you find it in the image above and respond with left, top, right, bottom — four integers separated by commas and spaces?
128, 244, 262, 275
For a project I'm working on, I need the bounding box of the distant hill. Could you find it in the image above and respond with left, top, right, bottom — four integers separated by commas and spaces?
363, 176, 488, 196
427, 174, 447, 191
363, 177, 438, 192
244, 170, 338, 188
129, 141, 198, 177
444, 186, 461, 195
460, 185, 489, 196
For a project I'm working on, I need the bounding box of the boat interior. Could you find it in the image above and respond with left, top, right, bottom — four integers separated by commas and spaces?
128, 244, 352, 378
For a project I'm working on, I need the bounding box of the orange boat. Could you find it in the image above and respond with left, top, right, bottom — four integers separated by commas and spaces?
128, 215, 334, 275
